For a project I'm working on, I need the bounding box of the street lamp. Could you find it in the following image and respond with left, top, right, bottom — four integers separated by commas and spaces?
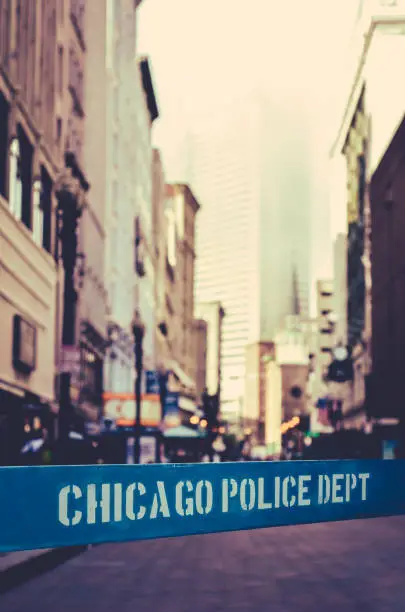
157, 363, 168, 423
132, 309, 145, 464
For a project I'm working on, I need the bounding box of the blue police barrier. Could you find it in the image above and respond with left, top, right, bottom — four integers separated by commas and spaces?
1, 459, 405, 553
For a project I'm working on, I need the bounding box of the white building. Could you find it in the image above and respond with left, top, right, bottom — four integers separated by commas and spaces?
194, 301, 225, 397
187, 94, 312, 419
333, 233, 348, 345
103, 0, 141, 394
133, 56, 159, 371
331, 0, 405, 211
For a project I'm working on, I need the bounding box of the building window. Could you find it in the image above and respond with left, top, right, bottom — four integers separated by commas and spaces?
41, 166, 53, 254
70, 0, 85, 47
32, 180, 43, 246
58, 45, 64, 94
56, 117, 62, 147
0, 93, 8, 197
134, 216, 146, 277
68, 46, 84, 116
8, 138, 22, 220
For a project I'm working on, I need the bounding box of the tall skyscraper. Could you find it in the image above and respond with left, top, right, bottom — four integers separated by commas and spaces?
188, 94, 312, 417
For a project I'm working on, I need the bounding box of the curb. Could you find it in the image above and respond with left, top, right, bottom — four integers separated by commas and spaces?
0, 545, 88, 595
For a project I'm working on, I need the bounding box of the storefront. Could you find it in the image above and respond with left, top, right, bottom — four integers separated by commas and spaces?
0, 194, 58, 465
73, 319, 105, 427
0, 384, 57, 466
0, 383, 25, 465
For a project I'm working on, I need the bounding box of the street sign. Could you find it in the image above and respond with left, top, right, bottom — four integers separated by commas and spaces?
1, 460, 405, 553
145, 370, 160, 395
163, 391, 180, 428
103, 392, 161, 427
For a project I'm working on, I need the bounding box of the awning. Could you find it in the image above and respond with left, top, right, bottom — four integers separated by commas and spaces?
178, 396, 198, 413
0, 379, 25, 398
167, 360, 195, 391
163, 426, 202, 439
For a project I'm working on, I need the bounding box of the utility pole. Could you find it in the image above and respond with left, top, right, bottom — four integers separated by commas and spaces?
157, 366, 168, 463
132, 310, 145, 464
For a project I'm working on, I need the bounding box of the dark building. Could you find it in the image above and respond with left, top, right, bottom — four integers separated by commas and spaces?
369, 113, 405, 420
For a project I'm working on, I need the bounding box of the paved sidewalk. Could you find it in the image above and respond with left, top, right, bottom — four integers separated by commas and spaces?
2, 516, 405, 611
0, 549, 53, 573
0, 546, 87, 595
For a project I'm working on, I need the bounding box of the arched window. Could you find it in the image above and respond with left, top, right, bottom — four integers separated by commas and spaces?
32, 179, 43, 246
9, 138, 22, 220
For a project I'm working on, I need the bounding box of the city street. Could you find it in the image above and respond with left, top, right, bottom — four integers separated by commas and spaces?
1, 516, 405, 612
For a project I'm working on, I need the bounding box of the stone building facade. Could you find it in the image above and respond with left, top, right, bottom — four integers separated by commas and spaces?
164, 183, 200, 385
152, 148, 168, 368
0, 0, 91, 462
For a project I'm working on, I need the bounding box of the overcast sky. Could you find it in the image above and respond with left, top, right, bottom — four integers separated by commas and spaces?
137, 0, 360, 295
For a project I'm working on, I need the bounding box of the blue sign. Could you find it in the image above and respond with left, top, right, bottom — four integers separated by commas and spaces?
145, 370, 160, 395
164, 391, 179, 416
1, 460, 405, 552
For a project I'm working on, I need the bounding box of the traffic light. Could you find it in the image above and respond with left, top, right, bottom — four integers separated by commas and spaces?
327, 357, 354, 383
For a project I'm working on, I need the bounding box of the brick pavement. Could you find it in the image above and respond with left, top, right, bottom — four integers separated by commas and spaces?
1, 516, 405, 612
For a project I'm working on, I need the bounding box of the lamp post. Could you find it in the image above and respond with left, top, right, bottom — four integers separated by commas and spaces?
107, 322, 119, 391
156, 364, 168, 463
132, 309, 145, 464
55, 171, 84, 461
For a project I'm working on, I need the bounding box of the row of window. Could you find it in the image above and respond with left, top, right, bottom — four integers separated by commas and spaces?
6, 129, 52, 252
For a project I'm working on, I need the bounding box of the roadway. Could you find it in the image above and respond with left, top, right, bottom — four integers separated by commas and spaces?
1, 516, 405, 611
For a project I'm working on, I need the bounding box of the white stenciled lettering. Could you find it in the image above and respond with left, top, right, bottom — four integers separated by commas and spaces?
101, 484, 110, 521
332, 474, 344, 503
318, 475, 331, 504
175, 481, 194, 516
126, 482, 146, 520
222, 478, 238, 513
150, 481, 170, 518
358, 473, 370, 501
240, 478, 256, 511
114, 483, 123, 522
345, 473, 357, 502
87, 483, 111, 524
298, 475, 311, 506
282, 476, 296, 507
58, 485, 82, 527
274, 476, 281, 508
258, 477, 272, 509
195, 480, 213, 515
